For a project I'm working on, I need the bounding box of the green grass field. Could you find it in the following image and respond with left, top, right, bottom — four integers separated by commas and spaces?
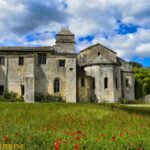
0, 102, 150, 150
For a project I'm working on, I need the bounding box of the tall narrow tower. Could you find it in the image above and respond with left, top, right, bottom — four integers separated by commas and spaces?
55, 29, 75, 53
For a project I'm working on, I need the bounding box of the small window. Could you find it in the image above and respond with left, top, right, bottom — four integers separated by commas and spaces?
126, 78, 129, 87
104, 77, 108, 89
92, 78, 95, 89
116, 78, 118, 89
54, 79, 60, 93
19, 57, 24, 66
59, 60, 65, 67
21, 85, 25, 96
97, 52, 101, 56
0, 85, 4, 95
81, 78, 85, 87
0, 56, 5, 65
69, 68, 73, 71
38, 54, 46, 64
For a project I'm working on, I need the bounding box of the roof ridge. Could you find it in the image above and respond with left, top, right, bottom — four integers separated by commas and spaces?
80, 43, 117, 54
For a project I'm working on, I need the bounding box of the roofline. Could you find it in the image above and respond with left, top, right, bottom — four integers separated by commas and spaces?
0, 46, 54, 52
80, 43, 117, 54
117, 57, 130, 64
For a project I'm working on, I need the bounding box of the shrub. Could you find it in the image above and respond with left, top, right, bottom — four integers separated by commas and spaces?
35, 93, 63, 102
0, 92, 24, 102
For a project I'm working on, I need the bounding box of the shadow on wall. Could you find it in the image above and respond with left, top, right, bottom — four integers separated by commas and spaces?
35, 66, 49, 95
0, 66, 6, 94
90, 90, 99, 103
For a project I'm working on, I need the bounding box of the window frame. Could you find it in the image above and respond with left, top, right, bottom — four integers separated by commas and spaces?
21, 85, 25, 96
54, 79, 60, 93
19, 57, 24, 66
126, 78, 129, 87
0, 85, 4, 95
38, 53, 47, 65
58, 59, 65, 67
0, 56, 5, 66
115, 78, 118, 89
92, 78, 95, 89
104, 77, 108, 89
81, 78, 85, 87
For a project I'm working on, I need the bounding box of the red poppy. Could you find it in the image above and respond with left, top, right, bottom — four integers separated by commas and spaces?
101, 133, 106, 137
112, 136, 116, 141
120, 132, 123, 137
76, 136, 80, 140
53, 128, 57, 131
3, 135, 8, 142
77, 130, 82, 134
130, 143, 134, 148
55, 139, 61, 150
137, 148, 143, 150
72, 132, 75, 137
74, 144, 79, 150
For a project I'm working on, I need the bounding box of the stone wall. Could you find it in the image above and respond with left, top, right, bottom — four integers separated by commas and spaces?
78, 44, 117, 67
66, 58, 77, 103
113, 66, 122, 101
122, 72, 135, 100
0, 52, 77, 103
35, 54, 67, 100
77, 76, 93, 102
0, 54, 7, 92
78, 65, 117, 102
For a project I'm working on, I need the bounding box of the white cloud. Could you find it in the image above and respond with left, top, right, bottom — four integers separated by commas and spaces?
90, 28, 150, 60
0, 0, 150, 62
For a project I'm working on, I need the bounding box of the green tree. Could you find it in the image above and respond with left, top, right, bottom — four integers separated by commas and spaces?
130, 61, 143, 68
133, 66, 150, 99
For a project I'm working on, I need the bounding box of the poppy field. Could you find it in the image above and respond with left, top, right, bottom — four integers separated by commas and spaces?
0, 102, 150, 150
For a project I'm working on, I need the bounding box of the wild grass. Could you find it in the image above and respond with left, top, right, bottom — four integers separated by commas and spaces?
0, 102, 149, 150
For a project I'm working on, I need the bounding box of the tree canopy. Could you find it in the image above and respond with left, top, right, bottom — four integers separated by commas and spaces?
132, 63, 150, 99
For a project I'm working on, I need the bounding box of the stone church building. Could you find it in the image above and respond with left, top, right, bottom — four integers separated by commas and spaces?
0, 29, 135, 103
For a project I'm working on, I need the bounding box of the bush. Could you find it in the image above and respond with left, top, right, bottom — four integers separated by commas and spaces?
119, 98, 145, 104
35, 93, 63, 102
0, 92, 24, 102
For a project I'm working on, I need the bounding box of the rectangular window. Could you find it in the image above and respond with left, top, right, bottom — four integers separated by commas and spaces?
116, 78, 118, 89
0, 85, 4, 95
21, 85, 25, 96
0, 56, 5, 65
92, 78, 95, 89
81, 78, 85, 87
19, 57, 24, 66
126, 78, 129, 87
38, 54, 46, 64
59, 60, 65, 67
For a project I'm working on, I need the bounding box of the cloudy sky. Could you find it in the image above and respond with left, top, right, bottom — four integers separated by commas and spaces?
0, 0, 150, 66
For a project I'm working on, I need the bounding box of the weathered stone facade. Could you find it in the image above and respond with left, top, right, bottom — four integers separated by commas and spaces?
0, 29, 135, 103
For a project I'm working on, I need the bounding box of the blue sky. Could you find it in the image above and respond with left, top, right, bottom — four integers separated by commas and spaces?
0, 0, 150, 66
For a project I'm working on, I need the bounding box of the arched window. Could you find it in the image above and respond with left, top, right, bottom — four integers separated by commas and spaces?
116, 78, 118, 89
54, 79, 60, 93
92, 78, 95, 89
104, 77, 108, 89
126, 78, 129, 87
21, 85, 25, 96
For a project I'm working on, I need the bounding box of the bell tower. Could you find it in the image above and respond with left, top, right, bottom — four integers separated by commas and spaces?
55, 29, 75, 53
